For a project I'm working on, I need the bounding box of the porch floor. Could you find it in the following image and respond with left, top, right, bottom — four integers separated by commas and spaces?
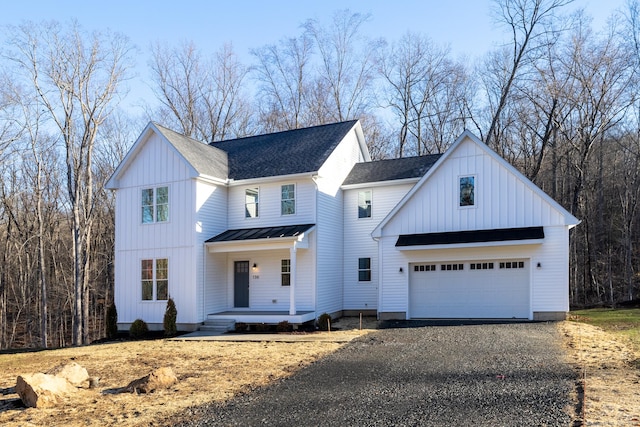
207, 310, 316, 324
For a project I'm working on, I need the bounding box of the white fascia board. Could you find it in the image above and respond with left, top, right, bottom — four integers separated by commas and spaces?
353, 121, 371, 162
105, 122, 201, 189
196, 174, 229, 186
228, 172, 318, 186
205, 227, 314, 253
371, 130, 580, 239
105, 122, 155, 189
341, 177, 420, 190
395, 239, 545, 251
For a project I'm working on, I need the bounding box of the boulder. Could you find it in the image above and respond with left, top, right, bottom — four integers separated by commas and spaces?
16, 373, 76, 408
47, 362, 90, 387
125, 367, 178, 394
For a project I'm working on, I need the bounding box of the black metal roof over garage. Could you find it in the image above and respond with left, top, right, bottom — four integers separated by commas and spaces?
206, 224, 316, 243
395, 226, 544, 247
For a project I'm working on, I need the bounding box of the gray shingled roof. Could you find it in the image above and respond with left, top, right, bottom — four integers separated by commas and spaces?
211, 120, 359, 180
153, 123, 229, 180
343, 154, 442, 185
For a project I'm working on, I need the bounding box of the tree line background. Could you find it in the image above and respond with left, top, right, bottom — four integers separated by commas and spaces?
1, 0, 639, 349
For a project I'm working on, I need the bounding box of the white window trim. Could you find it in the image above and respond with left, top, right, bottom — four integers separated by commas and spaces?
245, 187, 260, 219
458, 174, 477, 209
281, 183, 296, 216
141, 257, 169, 302
281, 259, 291, 286
141, 185, 170, 224
358, 189, 372, 219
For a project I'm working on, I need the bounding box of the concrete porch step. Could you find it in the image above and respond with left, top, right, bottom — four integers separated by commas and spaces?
200, 319, 235, 332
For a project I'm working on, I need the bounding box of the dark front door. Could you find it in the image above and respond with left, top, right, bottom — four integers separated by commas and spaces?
234, 261, 250, 308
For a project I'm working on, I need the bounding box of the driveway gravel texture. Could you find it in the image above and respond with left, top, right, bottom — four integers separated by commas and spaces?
171, 322, 578, 427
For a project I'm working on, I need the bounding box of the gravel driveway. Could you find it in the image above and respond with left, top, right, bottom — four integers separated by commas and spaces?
174, 322, 578, 426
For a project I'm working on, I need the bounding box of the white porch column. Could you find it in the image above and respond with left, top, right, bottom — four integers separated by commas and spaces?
289, 244, 297, 315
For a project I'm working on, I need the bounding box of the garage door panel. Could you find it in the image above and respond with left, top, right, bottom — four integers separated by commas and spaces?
409, 260, 529, 319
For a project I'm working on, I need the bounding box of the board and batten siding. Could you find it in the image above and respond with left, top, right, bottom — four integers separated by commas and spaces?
376, 136, 573, 319
314, 128, 367, 316
342, 183, 414, 311
195, 179, 228, 319
382, 138, 567, 237
377, 226, 570, 318
114, 132, 201, 327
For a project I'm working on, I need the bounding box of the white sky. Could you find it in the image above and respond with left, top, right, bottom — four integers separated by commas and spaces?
0, 0, 628, 116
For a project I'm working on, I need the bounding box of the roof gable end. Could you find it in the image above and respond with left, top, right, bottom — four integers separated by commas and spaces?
371, 130, 580, 238
106, 122, 229, 189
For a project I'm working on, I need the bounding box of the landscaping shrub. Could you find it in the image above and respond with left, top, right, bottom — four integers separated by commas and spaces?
254, 323, 270, 332
317, 313, 332, 331
105, 303, 118, 340
277, 320, 293, 332
129, 319, 149, 339
163, 298, 178, 337
235, 322, 248, 332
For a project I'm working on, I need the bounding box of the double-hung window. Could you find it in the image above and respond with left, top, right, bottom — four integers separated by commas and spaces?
358, 257, 371, 282
245, 188, 259, 218
281, 184, 295, 215
142, 186, 169, 223
358, 190, 372, 218
141, 258, 169, 301
281, 259, 291, 286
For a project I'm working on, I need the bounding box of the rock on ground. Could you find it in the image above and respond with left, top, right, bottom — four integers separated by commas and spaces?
47, 362, 90, 387
16, 373, 77, 408
126, 367, 178, 394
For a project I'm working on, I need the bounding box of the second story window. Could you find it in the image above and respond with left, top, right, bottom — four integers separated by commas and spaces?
281, 184, 295, 215
142, 186, 169, 224
245, 188, 259, 218
358, 190, 372, 218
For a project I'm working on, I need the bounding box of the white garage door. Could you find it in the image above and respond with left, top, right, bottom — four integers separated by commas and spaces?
409, 260, 529, 319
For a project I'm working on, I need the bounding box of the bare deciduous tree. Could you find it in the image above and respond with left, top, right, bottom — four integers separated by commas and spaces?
149, 41, 251, 142
252, 33, 315, 131
486, 0, 573, 147
5, 20, 133, 345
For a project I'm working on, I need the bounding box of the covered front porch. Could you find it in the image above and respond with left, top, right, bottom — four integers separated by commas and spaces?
204, 224, 317, 320
206, 310, 316, 324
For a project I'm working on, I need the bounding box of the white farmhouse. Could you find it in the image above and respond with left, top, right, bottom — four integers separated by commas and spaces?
106, 120, 579, 331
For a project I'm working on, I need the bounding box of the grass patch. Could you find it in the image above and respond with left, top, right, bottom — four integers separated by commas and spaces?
570, 308, 640, 350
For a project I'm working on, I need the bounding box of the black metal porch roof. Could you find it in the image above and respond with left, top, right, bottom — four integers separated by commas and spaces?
206, 224, 316, 243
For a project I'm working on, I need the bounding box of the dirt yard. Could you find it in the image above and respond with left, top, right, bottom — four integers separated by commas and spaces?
0, 318, 374, 427
559, 321, 640, 426
0, 318, 638, 426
